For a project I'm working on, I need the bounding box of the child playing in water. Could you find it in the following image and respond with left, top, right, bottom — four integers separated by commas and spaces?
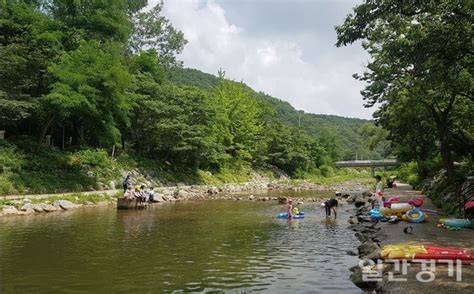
292, 206, 300, 216
287, 198, 293, 219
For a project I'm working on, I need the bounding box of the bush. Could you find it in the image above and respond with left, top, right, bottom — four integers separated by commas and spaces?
71, 149, 111, 169
0, 176, 17, 195
320, 165, 334, 177
0, 145, 25, 173
397, 162, 420, 186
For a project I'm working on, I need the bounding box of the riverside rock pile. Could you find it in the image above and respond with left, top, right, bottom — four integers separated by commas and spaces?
0, 199, 91, 216
345, 193, 392, 292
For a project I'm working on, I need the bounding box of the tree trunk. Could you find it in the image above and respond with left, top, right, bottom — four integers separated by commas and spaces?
39, 115, 55, 144
438, 127, 455, 179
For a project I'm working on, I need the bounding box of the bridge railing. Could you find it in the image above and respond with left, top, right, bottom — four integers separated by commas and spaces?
335, 159, 399, 167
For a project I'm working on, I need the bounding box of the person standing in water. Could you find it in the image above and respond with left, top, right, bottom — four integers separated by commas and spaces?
374, 175, 385, 208
324, 198, 339, 219
287, 198, 293, 219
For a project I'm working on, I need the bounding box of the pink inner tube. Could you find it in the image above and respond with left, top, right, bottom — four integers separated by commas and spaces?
408, 198, 424, 207
387, 196, 400, 203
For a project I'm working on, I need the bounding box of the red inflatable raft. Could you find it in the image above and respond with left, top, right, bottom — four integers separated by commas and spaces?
415, 245, 473, 262
381, 244, 473, 264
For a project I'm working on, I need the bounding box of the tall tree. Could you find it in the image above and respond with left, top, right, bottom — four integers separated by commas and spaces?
129, 1, 187, 68
212, 72, 264, 165
0, 3, 64, 134
336, 0, 473, 178
43, 41, 133, 146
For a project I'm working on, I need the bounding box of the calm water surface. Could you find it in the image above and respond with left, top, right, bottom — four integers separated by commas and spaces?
0, 194, 360, 293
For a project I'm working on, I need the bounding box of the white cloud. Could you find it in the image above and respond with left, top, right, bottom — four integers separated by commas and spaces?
155, 0, 374, 119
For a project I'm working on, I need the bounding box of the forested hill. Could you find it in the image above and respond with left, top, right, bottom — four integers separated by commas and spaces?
169, 67, 382, 160
1, 1, 388, 196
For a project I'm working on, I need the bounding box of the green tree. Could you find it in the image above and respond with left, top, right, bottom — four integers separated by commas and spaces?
44, 0, 134, 43
130, 83, 217, 168
129, 1, 187, 68
0, 3, 64, 133
336, 0, 473, 178
212, 72, 264, 166
44, 41, 133, 146
357, 122, 392, 157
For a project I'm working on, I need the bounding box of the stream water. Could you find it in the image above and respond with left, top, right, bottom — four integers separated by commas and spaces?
0, 193, 360, 293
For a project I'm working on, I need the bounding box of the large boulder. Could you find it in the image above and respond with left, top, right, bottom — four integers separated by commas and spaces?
31, 203, 49, 212
162, 195, 176, 202
53, 200, 79, 210
207, 186, 219, 194
363, 248, 382, 261
2, 205, 19, 215
20, 203, 35, 211
43, 204, 58, 212
350, 265, 381, 291
358, 241, 381, 257
174, 189, 190, 199
154, 194, 165, 203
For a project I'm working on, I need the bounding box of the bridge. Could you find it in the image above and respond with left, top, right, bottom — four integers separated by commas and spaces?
335, 159, 399, 177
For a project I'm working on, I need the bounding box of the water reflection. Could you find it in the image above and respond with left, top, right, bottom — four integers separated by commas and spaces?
0, 198, 360, 293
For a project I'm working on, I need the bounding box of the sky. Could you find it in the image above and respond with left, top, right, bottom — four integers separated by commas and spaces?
155, 0, 374, 119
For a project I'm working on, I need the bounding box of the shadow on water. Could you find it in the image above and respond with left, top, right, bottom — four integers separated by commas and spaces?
0, 194, 361, 293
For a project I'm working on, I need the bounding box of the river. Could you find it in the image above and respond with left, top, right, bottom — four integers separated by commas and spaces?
0, 192, 360, 293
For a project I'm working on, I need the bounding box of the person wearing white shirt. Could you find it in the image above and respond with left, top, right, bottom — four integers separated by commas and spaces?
375, 175, 385, 207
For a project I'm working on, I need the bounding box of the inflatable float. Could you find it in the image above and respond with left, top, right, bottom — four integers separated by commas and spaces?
439, 218, 472, 228
419, 208, 438, 214
380, 203, 412, 216
381, 244, 473, 263
408, 197, 424, 207
383, 196, 400, 207
405, 209, 425, 223
277, 212, 305, 219
368, 208, 384, 220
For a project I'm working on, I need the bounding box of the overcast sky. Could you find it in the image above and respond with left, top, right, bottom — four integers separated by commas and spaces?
156, 0, 374, 119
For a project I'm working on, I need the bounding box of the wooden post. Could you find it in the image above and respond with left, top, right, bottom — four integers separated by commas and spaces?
62, 124, 65, 150
45, 135, 52, 146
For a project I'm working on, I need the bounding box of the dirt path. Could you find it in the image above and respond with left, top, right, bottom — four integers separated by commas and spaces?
379, 183, 474, 293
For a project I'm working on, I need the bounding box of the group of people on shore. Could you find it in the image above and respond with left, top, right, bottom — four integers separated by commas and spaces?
122, 175, 155, 203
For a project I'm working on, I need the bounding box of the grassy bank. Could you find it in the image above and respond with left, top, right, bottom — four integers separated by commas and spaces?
0, 141, 372, 196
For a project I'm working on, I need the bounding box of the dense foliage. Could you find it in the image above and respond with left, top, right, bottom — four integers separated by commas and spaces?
169, 67, 388, 161
336, 0, 473, 183
0, 1, 383, 194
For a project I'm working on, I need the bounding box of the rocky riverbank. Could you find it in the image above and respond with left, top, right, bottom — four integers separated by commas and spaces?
0, 178, 371, 217
346, 182, 474, 293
